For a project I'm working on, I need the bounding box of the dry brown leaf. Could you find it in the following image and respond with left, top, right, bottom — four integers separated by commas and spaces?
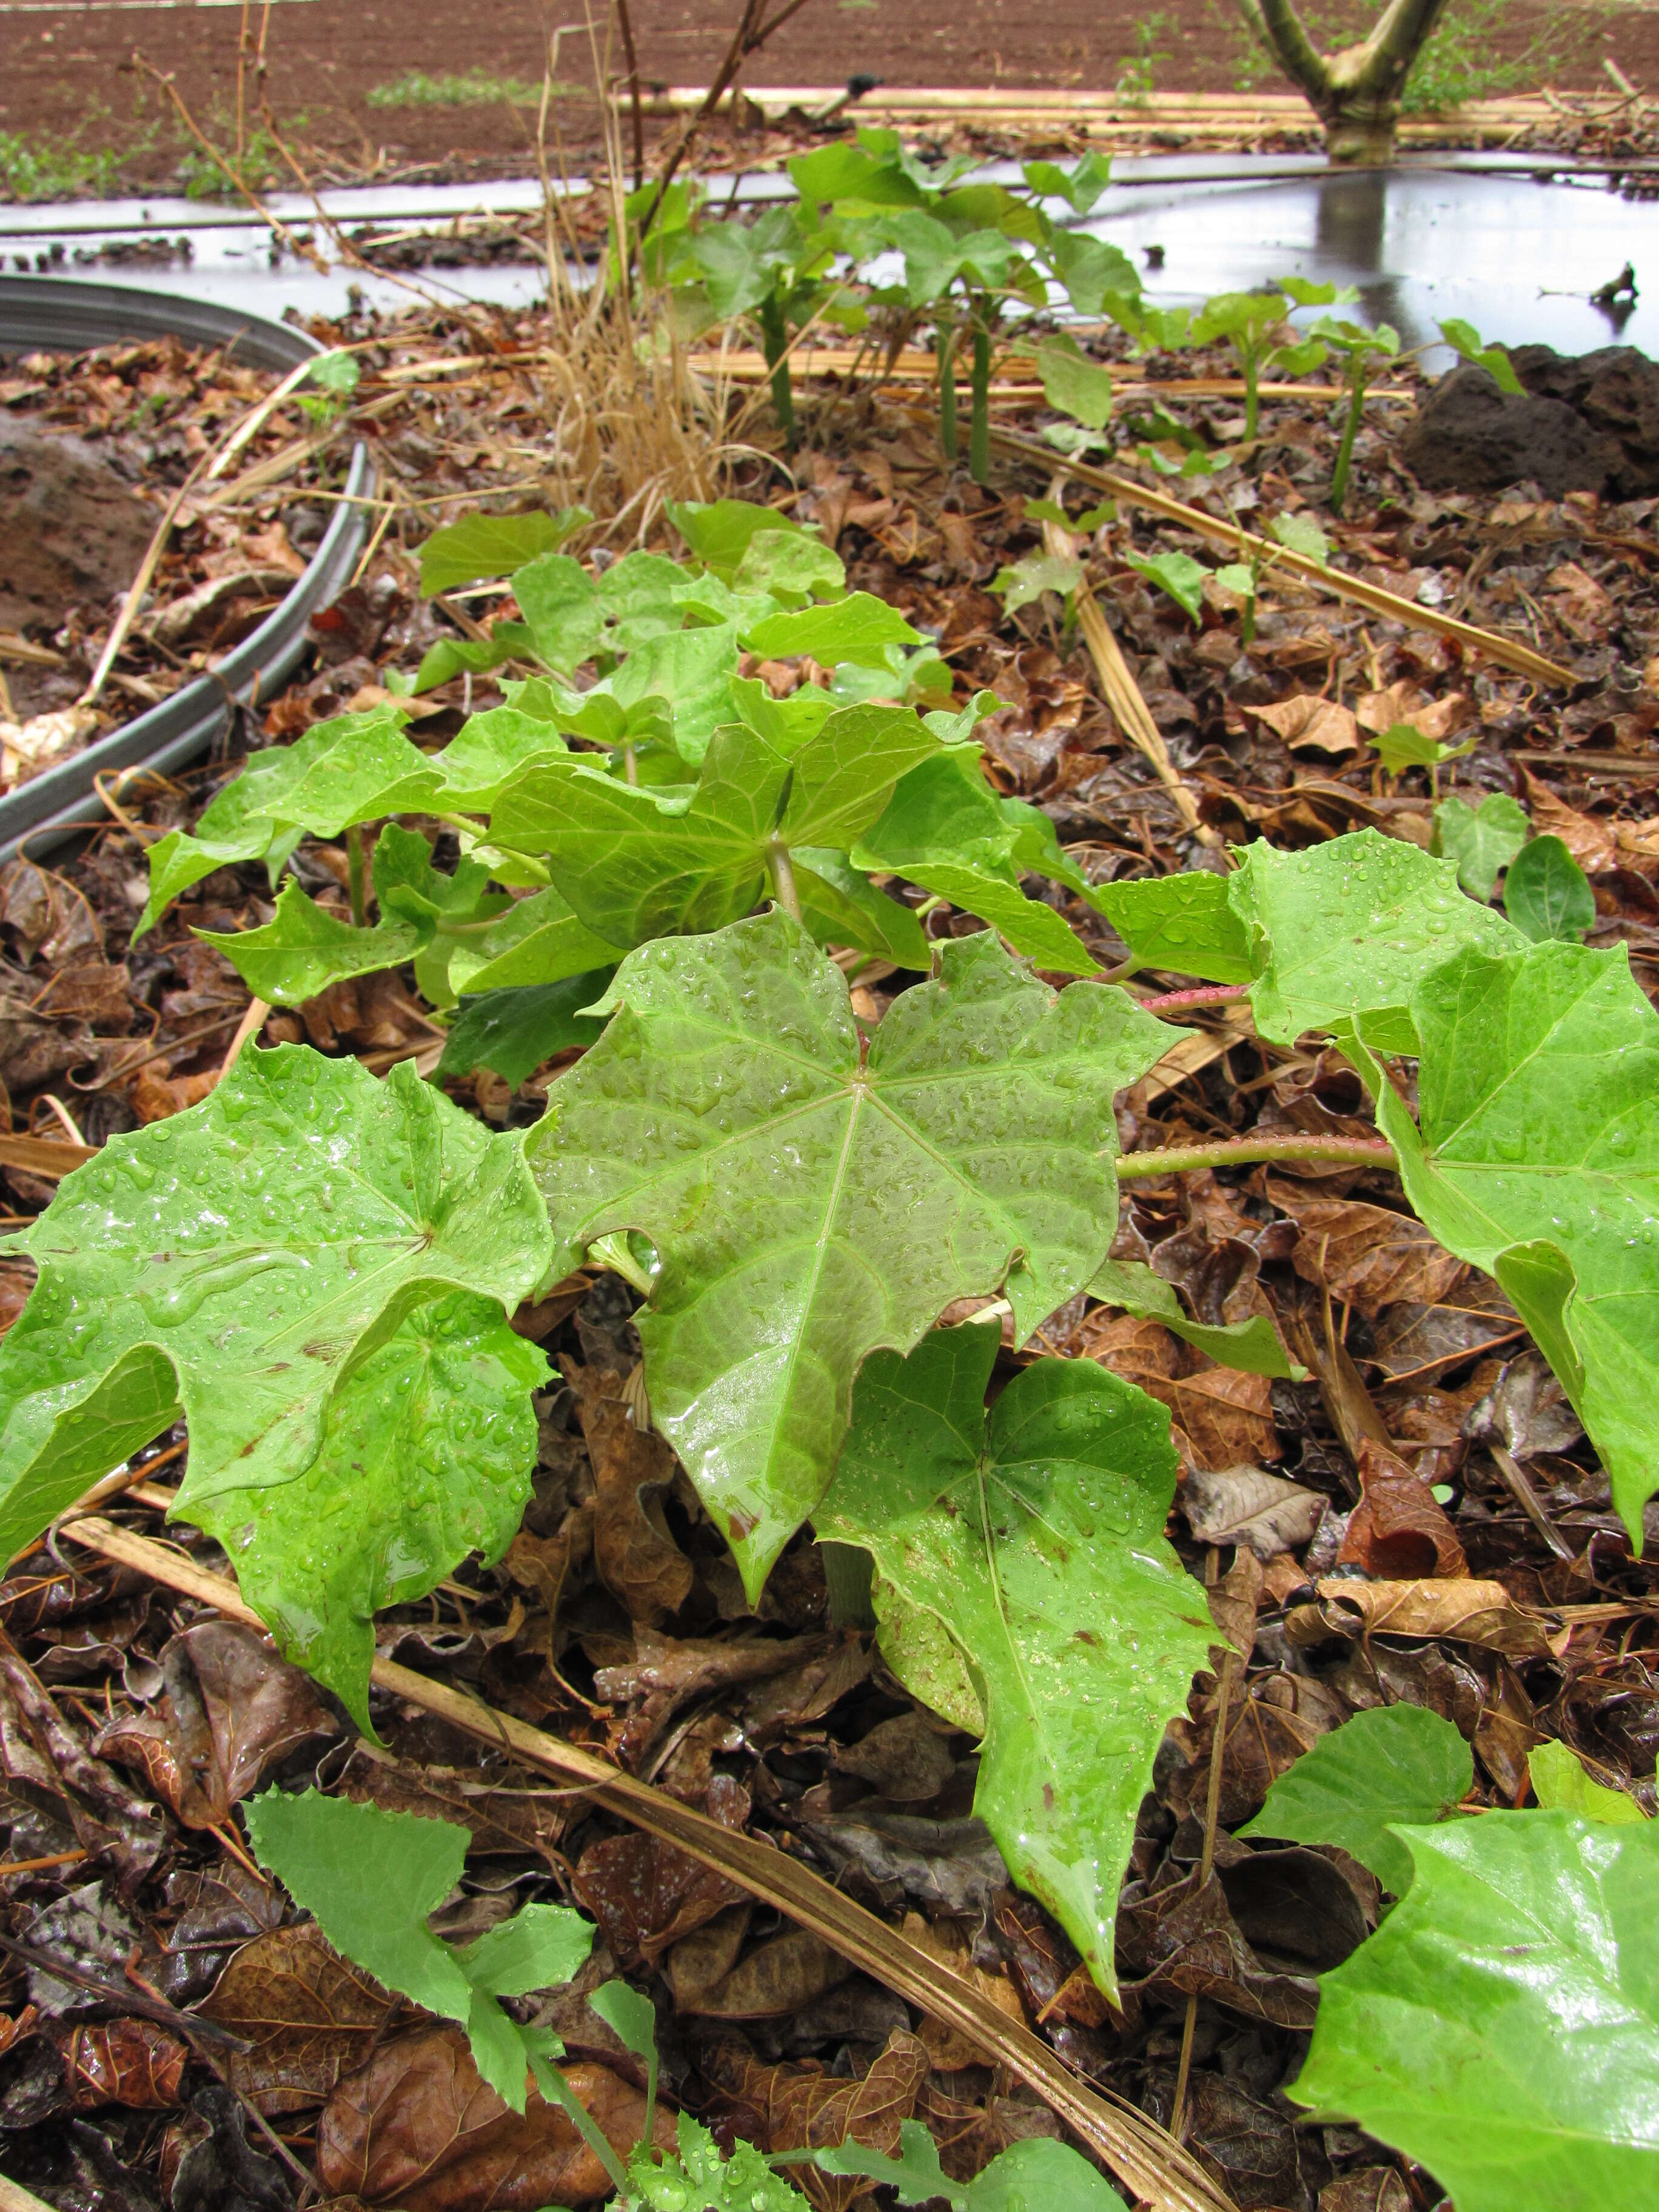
1289, 1578, 1559, 1658
899, 1911, 1026, 2067
699, 2025, 930, 2212
575, 1829, 747, 1968
1155, 1367, 1281, 1472
563, 1358, 694, 1627
1521, 771, 1617, 873
671, 1924, 853, 2020
1272, 1184, 1466, 1318
315, 2026, 675, 2210
93, 1621, 338, 1829
61, 2017, 187, 2108
201, 1923, 394, 2116
1182, 1466, 1326, 1560
1244, 694, 1359, 755
1337, 1438, 1467, 1580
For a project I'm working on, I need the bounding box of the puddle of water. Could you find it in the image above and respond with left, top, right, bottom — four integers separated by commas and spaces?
1081, 166, 1658, 360
2, 159, 1654, 360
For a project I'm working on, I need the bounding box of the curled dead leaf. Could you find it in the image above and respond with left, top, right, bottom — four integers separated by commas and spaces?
315, 2025, 675, 2210
1336, 1437, 1467, 1580
1287, 1577, 1560, 1658
1182, 1466, 1326, 1561
1244, 694, 1360, 756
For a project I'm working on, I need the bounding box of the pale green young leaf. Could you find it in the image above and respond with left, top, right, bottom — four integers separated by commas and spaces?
0, 1049, 553, 1574
512, 552, 604, 672
1087, 1256, 1301, 1377
247, 1791, 594, 2112
742, 592, 924, 669
1239, 1704, 1473, 1895
438, 972, 615, 1087
1370, 721, 1473, 774
418, 508, 591, 596
667, 498, 813, 580
731, 528, 845, 603
1352, 939, 1659, 1541
137, 707, 440, 934
1123, 549, 1207, 623
609, 623, 745, 763
426, 707, 570, 814
814, 2119, 1125, 2210
492, 702, 940, 948
444, 885, 626, 997
815, 2119, 958, 2204
999, 796, 1094, 898
1289, 1811, 1659, 2210
1037, 335, 1114, 429
245, 1790, 473, 2020
871, 1570, 985, 1734
1229, 828, 1521, 1049
1528, 1740, 1649, 1824
854, 753, 1101, 973
193, 1292, 544, 1729
993, 551, 1082, 615
1438, 317, 1525, 395
1092, 870, 1253, 984
1048, 231, 1144, 319
196, 880, 423, 1006
1504, 834, 1595, 943
1270, 511, 1329, 564
414, 622, 535, 694
793, 849, 932, 968
632, 2115, 799, 2212
1434, 791, 1529, 901
532, 913, 1173, 1592
818, 1325, 1213, 1996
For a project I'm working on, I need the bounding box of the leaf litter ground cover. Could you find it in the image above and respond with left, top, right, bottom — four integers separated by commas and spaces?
0, 244, 1658, 2212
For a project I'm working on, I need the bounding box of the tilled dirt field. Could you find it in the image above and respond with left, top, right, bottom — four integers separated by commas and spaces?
0, 0, 1654, 192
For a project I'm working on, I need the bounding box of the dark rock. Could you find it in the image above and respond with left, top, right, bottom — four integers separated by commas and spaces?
1397, 366, 1623, 497
1399, 344, 1659, 498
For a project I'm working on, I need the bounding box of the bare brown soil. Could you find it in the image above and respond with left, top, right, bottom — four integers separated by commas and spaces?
1, 0, 1657, 195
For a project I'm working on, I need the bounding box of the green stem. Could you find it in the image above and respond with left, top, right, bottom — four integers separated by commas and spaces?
1116, 1134, 1396, 1178
529, 2056, 631, 2199
346, 823, 367, 929
1330, 366, 1367, 514
937, 323, 960, 464
768, 834, 803, 923
970, 320, 993, 486
758, 292, 796, 447
1243, 347, 1260, 440
623, 740, 639, 786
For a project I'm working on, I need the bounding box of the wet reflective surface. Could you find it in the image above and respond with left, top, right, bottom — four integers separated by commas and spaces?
1, 159, 1655, 358
1082, 164, 1659, 361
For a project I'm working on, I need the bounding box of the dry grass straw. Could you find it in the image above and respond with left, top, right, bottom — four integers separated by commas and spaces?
529, 9, 756, 547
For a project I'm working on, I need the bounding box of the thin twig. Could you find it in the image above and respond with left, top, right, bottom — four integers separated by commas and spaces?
1117, 1134, 1396, 1178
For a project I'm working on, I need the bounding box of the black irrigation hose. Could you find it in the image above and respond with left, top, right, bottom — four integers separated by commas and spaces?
0, 276, 375, 865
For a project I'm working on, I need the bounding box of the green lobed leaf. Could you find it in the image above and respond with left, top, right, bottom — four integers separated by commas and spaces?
246, 1790, 594, 2113
438, 972, 615, 1087
1370, 721, 1473, 774
1092, 870, 1253, 984
1270, 511, 1329, 565
195, 1290, 543, 1728
1439, 316, 1526, 396
1351, 939, 1659, 1542
414, 622, 535, 694
1504, 834, 1595, 943
667, 498, 814, 581
199, 880, 423, 1005
1529, 1740, 1649, 1824
138, 708, 438, 935
1435, 791, 1530, 901
1123, 549, 1207, 623
992, 551, 1082, 616
1087, 1256, 1301, 1377
418, 508, 592, 597
0, 1048, 553, 1577
424, 706, 570, 814
1290, 1811, 1659, 2210
531, 913, 1173, 1592
742, 592, 924, 669
793, 848, 932, 968
817, 1324, 1214, 1996
1230, 829, 1521, 1050
1037, 334, 1114, 429
491, 700, 941, 948
814, 2119, 1125, 2210
1239, 1703, 1473, 1895
853, 753, 1101, 974
443, 885, 626, 997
